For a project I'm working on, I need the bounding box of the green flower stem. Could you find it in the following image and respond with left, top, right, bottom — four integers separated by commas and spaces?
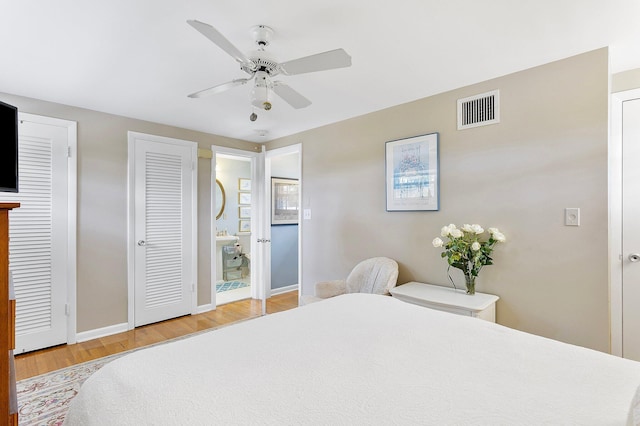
465, 274, 476, 295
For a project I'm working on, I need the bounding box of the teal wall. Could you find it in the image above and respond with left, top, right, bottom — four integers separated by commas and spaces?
271, 224, 298, 288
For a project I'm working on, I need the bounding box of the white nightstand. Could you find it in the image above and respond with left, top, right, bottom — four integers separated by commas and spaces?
390, 281, 499, 322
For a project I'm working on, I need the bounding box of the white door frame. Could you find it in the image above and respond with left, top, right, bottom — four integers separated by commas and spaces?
210, 145, 263, 308
17, 113, 78, 345
610, 88, 640, 356
209, 143, 303, 311
265, 143, 303, 303
127, 131, 198, 329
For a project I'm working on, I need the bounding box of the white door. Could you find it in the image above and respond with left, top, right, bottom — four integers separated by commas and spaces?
129, 132, 197, 327
0, 113, 77, 353
254, 148, 269, 315
622, 95, 640, 361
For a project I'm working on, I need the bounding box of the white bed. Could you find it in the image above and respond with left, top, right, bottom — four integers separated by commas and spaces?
65, 294, 640, 425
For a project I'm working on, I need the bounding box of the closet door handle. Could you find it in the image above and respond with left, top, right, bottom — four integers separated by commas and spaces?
137, 240, 146, 247
629, 253, 640, 263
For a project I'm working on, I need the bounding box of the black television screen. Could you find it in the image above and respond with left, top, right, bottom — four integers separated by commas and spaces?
0, 101, 18, 192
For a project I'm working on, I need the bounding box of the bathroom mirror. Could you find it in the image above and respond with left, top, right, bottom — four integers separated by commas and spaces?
215, 179, 226, 220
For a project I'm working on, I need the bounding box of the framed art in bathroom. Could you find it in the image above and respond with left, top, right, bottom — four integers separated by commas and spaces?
238, 192, 251, 205
239, 206, 251, 219
385, 132, 439, 211
239, 220, 251, 233
238, 178, 251, 191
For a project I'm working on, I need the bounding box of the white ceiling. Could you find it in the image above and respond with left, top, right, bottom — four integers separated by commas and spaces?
1, 1, 639, 143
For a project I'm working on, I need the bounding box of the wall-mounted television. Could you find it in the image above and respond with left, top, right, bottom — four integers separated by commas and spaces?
0, 101, 18, 193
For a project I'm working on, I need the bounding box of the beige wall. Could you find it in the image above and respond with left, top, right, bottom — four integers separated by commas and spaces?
0, 92, 258, 332
267, 48, 610, 352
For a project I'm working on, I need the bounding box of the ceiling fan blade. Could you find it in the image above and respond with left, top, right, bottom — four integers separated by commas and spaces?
188, 78, 250, 98
280, 48, 352, 76
273, 82, 312, 109
187, 20, 253, 68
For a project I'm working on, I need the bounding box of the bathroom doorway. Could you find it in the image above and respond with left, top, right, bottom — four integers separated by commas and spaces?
210, 144, 301, 312
214, 153, 254, 305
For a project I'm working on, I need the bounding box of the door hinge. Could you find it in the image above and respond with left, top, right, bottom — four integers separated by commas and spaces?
192, 283, 196, 292
65, 303, 70, 316
67, 146, 72, 158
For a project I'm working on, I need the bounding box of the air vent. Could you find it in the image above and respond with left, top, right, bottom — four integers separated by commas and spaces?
457, 90, 500, 130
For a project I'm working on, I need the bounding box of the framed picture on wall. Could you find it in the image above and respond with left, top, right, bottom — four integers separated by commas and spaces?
239, 206, 251, 219
239, 219, 251, 233
238, 192, 251, 205
238, 178, 251, 191
271, 177, 299, 225
385, 132, 439, 211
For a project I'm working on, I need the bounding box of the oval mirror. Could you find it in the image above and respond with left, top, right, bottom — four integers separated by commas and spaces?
215, 179, 226, 220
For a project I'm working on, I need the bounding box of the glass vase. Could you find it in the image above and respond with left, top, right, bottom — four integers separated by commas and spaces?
465, 274, 476, 295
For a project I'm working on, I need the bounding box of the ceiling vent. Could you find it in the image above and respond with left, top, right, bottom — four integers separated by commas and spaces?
457, 90, 500, 130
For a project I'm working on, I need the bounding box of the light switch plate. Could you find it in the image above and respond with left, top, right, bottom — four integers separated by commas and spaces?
565, 208, 580, 226
303, 209, 311, 220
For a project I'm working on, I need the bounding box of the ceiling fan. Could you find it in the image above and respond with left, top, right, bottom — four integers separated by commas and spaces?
186, 20, 352, 119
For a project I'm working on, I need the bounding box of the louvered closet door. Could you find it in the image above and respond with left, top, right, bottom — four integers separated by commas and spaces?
0, 119, 70, 353
133, 137, 194, 327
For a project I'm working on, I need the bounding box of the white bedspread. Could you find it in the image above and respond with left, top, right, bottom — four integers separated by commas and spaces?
64, 294, 640, 425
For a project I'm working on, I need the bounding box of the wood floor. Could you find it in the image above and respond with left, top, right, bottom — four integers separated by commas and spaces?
14, 291, 299, 381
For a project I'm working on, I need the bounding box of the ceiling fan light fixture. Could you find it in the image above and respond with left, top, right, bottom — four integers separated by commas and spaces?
251, 85, 272, 110
251, 71, 272, 110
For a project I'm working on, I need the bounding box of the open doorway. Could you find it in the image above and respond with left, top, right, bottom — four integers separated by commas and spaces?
214, 153, 254, 305
265, 144, 302, 308
267, 151, 300, 298
210, 143, 301, 311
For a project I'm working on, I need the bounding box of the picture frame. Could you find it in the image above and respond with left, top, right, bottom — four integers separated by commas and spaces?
238, 206, 251, 219
238, 192, 251, 205
238, 178, 251, 192
271, 177, 299, 225
239, 220, 251, 233
385, 132, 439, 211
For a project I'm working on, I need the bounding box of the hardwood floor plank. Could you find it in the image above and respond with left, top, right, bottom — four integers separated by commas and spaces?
15, 291, 299, 380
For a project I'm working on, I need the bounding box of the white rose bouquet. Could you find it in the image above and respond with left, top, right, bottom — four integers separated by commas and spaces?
432, 224, 506, 294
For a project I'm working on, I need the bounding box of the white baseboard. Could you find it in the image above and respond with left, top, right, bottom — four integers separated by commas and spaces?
197, 303, 213, 314
271, 284, 298, 296
76, 322, 129, 343
75, 295, 291, 344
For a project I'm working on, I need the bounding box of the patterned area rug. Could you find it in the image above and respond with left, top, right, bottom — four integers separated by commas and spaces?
17, 352, 124, 425
16, 319, 252, 425
216, 280, 249, 293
